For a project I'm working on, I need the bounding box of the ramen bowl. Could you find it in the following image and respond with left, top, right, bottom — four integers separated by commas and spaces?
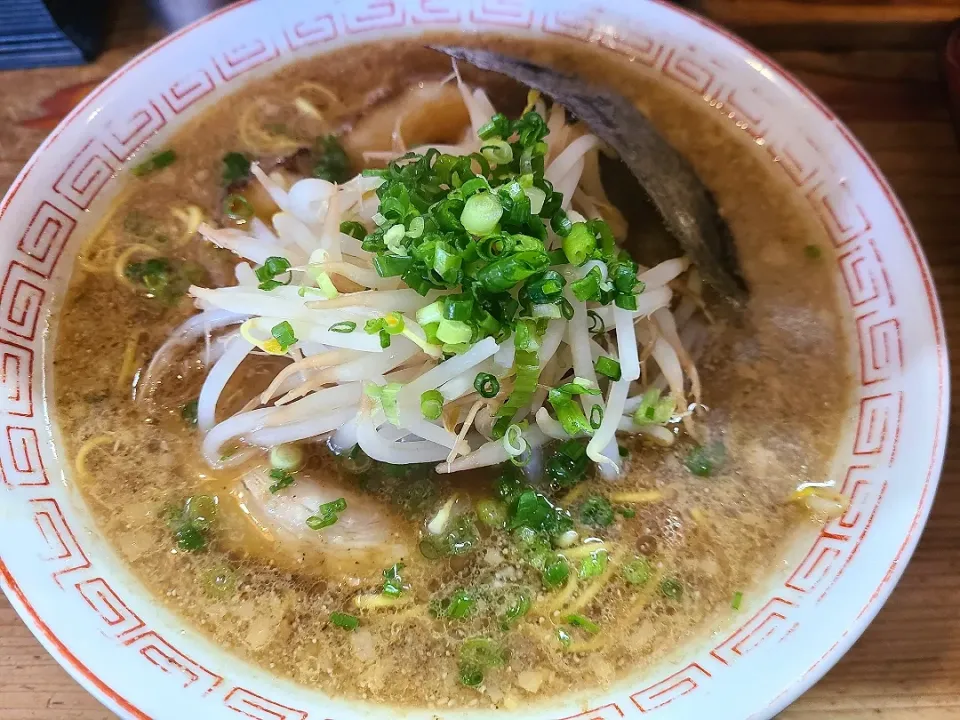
0, 1, 947, 718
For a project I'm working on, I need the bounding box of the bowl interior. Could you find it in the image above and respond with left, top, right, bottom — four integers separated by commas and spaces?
0, 1, 948, 718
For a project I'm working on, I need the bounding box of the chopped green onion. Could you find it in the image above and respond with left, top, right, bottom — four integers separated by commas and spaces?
365, 381, 403, 425
542, 554, 570, 588
804, 244, 822, 259
480, 139, 513, 165
271, 321, 298, 352
443, 294, 474, 321
373, 254, 413, 277
524, 186, 546, 214
269, 443, 304, 472
382, 562, 405, 597
180, 399, 199, 427
474, 372, 500, 398
499, 589, 531, 628
660, 577, 684, 600
446, 589, 476, 619
312, 134, 350, 182
547, 380, 601, 437
525, 270, 565, 304
589, 404, 603, 430
458, 637, 505, 687
223, 193, 253, 222
578, 549, 608, 579
684, 441, 725, 477
502, 423, 527, 458
622, 557, 652, 586
436, 318, 472, 344
566, 613, 600, 634
475, 251, 549, 293
546, 439, 589, 488
615, 292, 638, 311
632, 388, 676, 426
416, 300, 444, 326
732, 591, 743, 610
328, 321, 356, 334
221, 152, 251, 185
461, 192, 503, 235
594, 356, 622, 381
587, 310, 605, 334
201, 564, 237, 598
255, 256, 292, 291
131, 149, 176, 177
579, 496, 614, 528
476, 499, 507, 529
420, 389, 444, 420
382, 311, 405, 335
384, 224, 406, 254
168, 495, 217, 552
312, 270, 338, 298
340, 220, 367, 240
557, 627, 572, 648
306, 497, 346, 530
406, 216, 425, 238
268, 468, 295, 493
570, 266, 602, 302
330, 611, 359, 630
563, 222, 596, 266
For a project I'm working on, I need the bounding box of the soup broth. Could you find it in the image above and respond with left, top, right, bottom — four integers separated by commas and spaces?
53, 36, 850, 709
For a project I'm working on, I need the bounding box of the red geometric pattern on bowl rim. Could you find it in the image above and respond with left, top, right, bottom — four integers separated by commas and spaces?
0, 0, 947, 718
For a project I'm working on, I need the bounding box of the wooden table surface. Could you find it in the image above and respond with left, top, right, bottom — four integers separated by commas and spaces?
2, 8, 960, 720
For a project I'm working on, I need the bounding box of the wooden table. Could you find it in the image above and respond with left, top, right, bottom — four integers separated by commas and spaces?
1, 9, 959, 720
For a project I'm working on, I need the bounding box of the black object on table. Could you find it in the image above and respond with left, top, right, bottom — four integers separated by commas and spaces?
0, 0, 109, 70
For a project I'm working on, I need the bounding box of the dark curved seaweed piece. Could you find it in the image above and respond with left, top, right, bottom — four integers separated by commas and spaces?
431, 45, 748, 302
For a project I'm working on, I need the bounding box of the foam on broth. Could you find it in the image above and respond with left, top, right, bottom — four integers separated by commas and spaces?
52, 36, 850, 709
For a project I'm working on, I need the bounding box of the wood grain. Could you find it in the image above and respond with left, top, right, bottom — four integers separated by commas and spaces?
1, 23, 960, 720
691, 0, 960, 49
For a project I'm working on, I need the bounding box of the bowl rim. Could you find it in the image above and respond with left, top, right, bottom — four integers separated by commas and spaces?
0, 0, 949, 718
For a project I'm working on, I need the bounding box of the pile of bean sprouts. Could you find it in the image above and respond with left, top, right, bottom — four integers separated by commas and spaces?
140, 71, 706, 479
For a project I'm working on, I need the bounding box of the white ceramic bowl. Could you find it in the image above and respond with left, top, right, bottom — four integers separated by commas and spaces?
0, 1, 948, 718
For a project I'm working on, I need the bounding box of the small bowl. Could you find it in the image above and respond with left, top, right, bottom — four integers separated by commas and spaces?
0, 1, 948, 718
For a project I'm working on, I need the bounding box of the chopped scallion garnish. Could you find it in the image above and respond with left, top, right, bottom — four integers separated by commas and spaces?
420, 389, 444, 420
221, 152, 251, 185
306, 497, 346, 530
566, 613, 600, 634
461, 192, 502, 235
255, 256, 292, 291
732, 591, 743, 610
381, 562, 405, 597
587, 310, 605, 334
328, 321, 356, 333
131, 149, 176, 177
563, 222, 596, 266
445, 589, 476, 619
474, 372, 500, 398
660, 577, 684, 600
223, 193, 253, 222
589, 404, 603, 429
268, 468, 294, 493
330, 611, 359, 630
340, 220, 366, 240
579, 496, 614, 528
270, 321, 298, 352
180, 399, 198, 427
594, 356, 622, 381
578, 549, 609, 579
